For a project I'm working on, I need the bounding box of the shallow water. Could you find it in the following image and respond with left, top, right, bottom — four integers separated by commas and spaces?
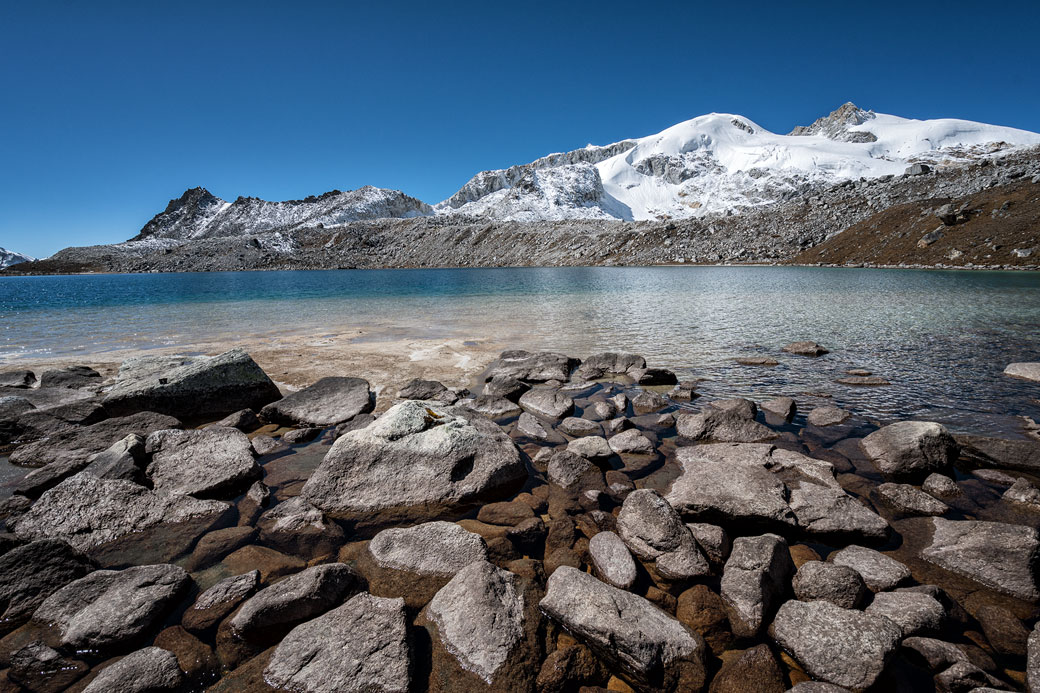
2, 266, 1039, 436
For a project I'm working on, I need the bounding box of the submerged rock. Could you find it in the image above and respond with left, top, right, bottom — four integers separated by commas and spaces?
182, 570, 260, 633
260, 376, 374, 426
921, 518, 1040, 601
103, 349, 281, 419
256, 496, 346, 557
540, 566, 706, 691
264, 592, 411, 693
860, 420, 959, 479
145, 427, 260, 498
773, 599, 902, 690
876, 482, 949, 516
302, 400, 525, 528
782, 341, 830, 356
807, 405, 850, 427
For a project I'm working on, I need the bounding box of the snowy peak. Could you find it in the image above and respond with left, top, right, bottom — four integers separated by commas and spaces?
0, 248, 35, 269
132, 185, 433, 241
789, 102, 878, 142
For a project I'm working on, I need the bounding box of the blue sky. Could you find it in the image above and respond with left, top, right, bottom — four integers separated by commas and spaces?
2, 1, 1038, 259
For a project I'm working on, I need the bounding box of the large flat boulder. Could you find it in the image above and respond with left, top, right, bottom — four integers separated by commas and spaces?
145, 427, 260, 498
860, 421, 959, 479
485, 350, 578, 383
33, 564, 190, 653
302, 400, 525, 528
12, 472, 231, 558
921, 518, 1040, 601
575, 352, 646, 380
667, 443, 888, 541
8, 411, 181, 468
958, 435, 1040, 473
264, 592, 411, 693
102, 349, 281, 419
540, 566, 706, 691
260, 376, 374, 427
518, 389, 575, 420
676, 408, 778, 443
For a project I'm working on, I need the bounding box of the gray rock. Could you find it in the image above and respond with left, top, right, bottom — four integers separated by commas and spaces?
1004, 477, 1040, 507
0, 396, 34, 424
145, 427, 260, 498
9, 411, 182, 468
877, 482, 950, 516
260, 376, 373, 426
675, 408, 777, 443
761, 396, 796, 421
265, 592, 411, 693
902, 636, 972, 671
632, 367, 678, 386
588, 531, 637, 589
539, 566, 705, 690
831, 545, 911, 592
0, 539, 95, 631
256, 496, 346, 556
720, 533, 794, 637
708, 398, 757, 420
685, 523, 730, 565
921, 518, 1040, 601
7, 640, 89, 692
773, 599, 902, 690
617, 489, 709, 580
783, 341, 830, 356
182, 570, 260, 632
33, 564, 190, 652
865, 591, 944, 637
1005, 362, 1040, 382
482, 374, 530, 401
250, 433, 287, 456
368, 521, 488, 577
547, 449, 603, 490
82, 433, 146, 482
398, 378, 458, 403
607, 429, 654, 457
0, 370, 35, 388
12, 472, 230, 554
516, 412, 560, 441
934, 661, 1006, 691
787, 684, 851, 693
282, 427, 323, 444
567, 435, 612, 460
557, 416, 602, 437
632, 390, 669, 414
807, 405, 850, 427
923, 473, 961, 498
575, 352, 646, 380
583, 399, 618, 421
487, 350, 577, 383
792, 560, 870, 609
464, 394, 521, 419
425, 560, 530, 687
39, 366, 102, 390
103, 349, 281, 419
1028, 621, 1040, 693
519, 389, 575, 420
973, 468, 1018, 486
958, 434, 1040, 473
861, 420, 959, 479
230, 563, 358, 642
302, 401, 524, 527
212, 408, 260, 431
82, 647, 184, 693
905, 163, 931, 175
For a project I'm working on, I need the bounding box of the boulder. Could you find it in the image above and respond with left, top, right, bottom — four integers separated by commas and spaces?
82, 433, 146, 483
922, 473, 961, 498
588, 531, 637, 590
792, 560, 870, 609
608, 428, 655, 455
958, 434, 1040, 473
264, 592, 411, 693
361, 521, 488, 607
477, 501, 535, 526
398, 378, 458, 403
256, 496, 345, 557
676, 408, 777, 443
1029, 621, 1040, 692
145, 427, 260, 498
921, 518, 1040, 601
547, 449, 604, 491
773, 599, 902, 690
212, 408, 261, 431
301, 401, 525, 528
632, 390, 669, 414
33, 563, 190, 652
0, 538, 95, 633
720, 534, 794, 637
901, 636, 973, 672
464, 394, 521, 419
632, 367, 678, 386
708, 643, 786, 693
103, 349, 281, 419
424, 560, 540, 691
516, 412, 563, 442
230, 563, 359, 643
9, 411, 181, 468
686, 523, 730, 566
617, 489, 709, 580
1005, 362, 1040, 382
535, 643, 608, 692
81, 647, 184, 693
540, 566, 706, 691
575, 353, 646, 380
567, 435, 612, 460
1004, 478, 1040, 507
7, 640, 89, 692
12, 472, 231, 558
250, 434, 287, 457
260, 376, 374, 426
876, 482, 949, 516
830, 545, 911, 592
282, 427, 322, 444
782, 341, 829, 356
186, 527, 257, 570
39, 366, 102, 390
483, 374, 530, 401
486, 350, 577, 383
557, 416, 602, 437
0, 370, 35, 388
182, 570, 260, 633
865, 591, 945, 637
807, 406, 850, 427
860, 421, 959, 479
761, 396, 796, 421
519, 389, 575, 420
708, 398, 757, 420
676, 585, 732, 656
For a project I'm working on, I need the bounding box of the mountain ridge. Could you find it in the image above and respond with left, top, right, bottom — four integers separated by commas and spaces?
0, 247, 34, 269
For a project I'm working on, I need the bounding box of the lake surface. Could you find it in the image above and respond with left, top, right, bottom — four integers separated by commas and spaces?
2, 266, 1039, 436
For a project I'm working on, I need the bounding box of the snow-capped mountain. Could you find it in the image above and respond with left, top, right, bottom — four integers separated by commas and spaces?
0, 248, 34, 268
133, 185, 432, 241
436, 103, 1040, 221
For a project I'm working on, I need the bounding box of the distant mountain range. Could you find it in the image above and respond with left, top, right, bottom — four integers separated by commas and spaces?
132, 102, 1040, 243
0, 248, 34, 269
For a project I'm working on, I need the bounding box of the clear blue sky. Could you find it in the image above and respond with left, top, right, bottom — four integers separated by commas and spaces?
2, 0, 1038, 259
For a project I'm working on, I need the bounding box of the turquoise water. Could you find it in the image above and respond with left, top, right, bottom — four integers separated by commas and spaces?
2, 266, 1039, 435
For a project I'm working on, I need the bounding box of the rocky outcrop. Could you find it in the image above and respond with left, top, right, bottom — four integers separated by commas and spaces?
302, 400, 525, 527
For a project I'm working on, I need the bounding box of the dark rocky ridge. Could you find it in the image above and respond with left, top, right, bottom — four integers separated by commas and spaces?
7, 147, 1039, 275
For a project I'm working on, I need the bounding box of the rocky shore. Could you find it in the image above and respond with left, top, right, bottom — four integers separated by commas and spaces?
1, 347, 1040, 691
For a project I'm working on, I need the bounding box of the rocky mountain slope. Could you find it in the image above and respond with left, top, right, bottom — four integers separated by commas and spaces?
0, 248, 34, 269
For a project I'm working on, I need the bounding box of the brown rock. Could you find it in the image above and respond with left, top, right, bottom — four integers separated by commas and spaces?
478, 500, 536, 526
221, 545, 305, 582
537, 643, 608, 693
709, 644, 786, 693
153, 626, 219, 682
788, 544, 822, 569
975, 604, 1030, 657
186, 526, 257, 571
676, 585, 732, 656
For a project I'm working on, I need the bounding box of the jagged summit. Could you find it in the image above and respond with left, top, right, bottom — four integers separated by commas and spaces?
789, 102, 878, 142
0, 247, 35, 268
